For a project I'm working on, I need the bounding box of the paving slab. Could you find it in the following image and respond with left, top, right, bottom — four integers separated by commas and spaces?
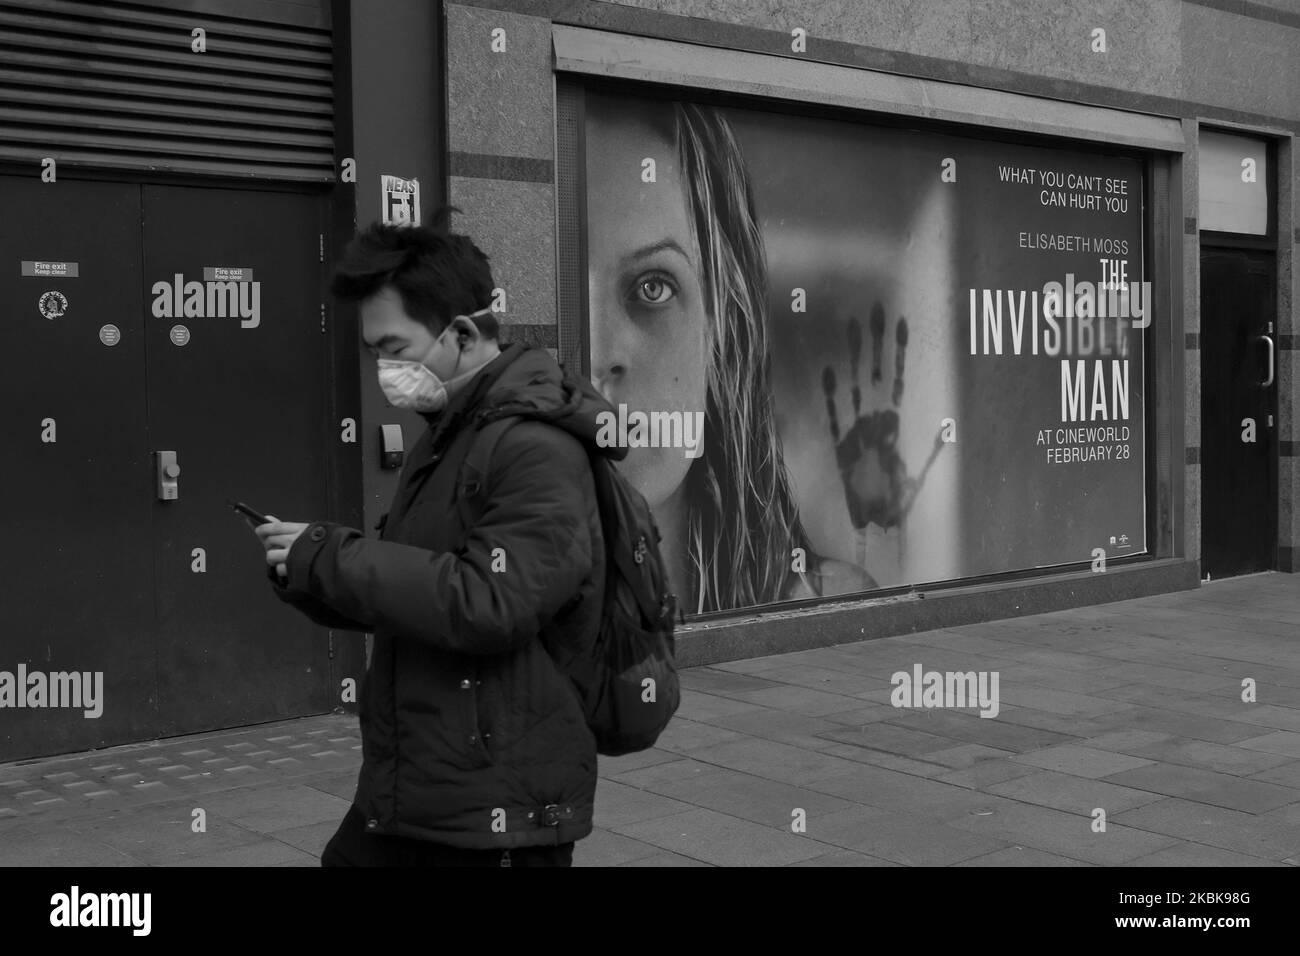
1101, 763, 1300, 814
954, 846, 1094, 866
1010, 744, 1156, 778
648, 718, 747, 754
170, 839, 318, 867
991, 703, 1151, 738
936, 758, 1045, 790
1090, 707, 1276, 746
817, 722, 967, 757
728, 684, 871, 717
611, 808, 830, 867
573, 828, 663, 866
617, 851, 713, 866
877, 708, 1077, 753
596, 748, 680, 778
819, 704, 907, 726
915, 744, 1019, 770
69, 804, 269, 865
0, 827, 142, 867
1111, 798, 1298, 861
814, 745, 958, 778
684, 737, 861, 785
603, 757, 742, 797
1121, 844, 1285, 867
789, 849, 901, 866
806, 804, 1012, 866
1109, 736, 1295, 776
300, 770, 359, 801
703, 707, 850, 750
674, 691, 770, 724
996, 686, 1136, 718
806, 763, 1024, 821
678, 668, 785, 696
669, 774, 858, 828
267, 818, 346, 856
984, 769, 1166, 815
945, 800, 1181, 865
192, 784, 352, 834
987, 665, 1135, 694
744, 663, 895, 697
1235, 731, 1300, 758
1248, 760, 1300, 788
591, 779, 698, 829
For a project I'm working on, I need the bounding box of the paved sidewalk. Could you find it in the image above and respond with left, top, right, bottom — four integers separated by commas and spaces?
3, 572, 1299, 866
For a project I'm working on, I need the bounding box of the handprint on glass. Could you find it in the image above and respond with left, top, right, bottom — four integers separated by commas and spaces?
822, 303, 946, 567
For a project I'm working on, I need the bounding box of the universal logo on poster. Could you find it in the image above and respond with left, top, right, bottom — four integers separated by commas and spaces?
0, 665, 103, 718
150, 268, 260, 328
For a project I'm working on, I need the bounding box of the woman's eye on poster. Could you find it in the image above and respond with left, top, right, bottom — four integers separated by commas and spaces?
631, 272, 678, 308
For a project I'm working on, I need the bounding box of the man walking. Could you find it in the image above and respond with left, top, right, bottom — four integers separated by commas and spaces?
256, 212, 617, 866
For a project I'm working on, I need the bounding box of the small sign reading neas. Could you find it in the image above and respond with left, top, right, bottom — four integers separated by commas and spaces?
381, 175, 421, 227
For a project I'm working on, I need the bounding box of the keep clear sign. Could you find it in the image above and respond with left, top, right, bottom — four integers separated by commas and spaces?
22, 260, 79, 278
381, 175, 420, 226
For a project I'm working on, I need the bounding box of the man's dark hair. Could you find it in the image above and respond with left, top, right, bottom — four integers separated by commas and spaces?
330, 206, 498, 339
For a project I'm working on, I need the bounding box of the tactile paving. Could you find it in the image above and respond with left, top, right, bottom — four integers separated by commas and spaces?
0, 713, 361, 826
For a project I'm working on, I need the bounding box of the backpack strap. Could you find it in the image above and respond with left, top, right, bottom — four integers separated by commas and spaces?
455, 414, 598, 669
454, 414, 524, 530
582, 450, 655, 626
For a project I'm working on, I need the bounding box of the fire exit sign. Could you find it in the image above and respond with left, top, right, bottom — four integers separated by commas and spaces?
21, 260, 78, 277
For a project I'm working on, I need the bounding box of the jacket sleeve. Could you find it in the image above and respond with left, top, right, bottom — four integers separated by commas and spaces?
283, 423, 595, 656
266, 561, 372, 632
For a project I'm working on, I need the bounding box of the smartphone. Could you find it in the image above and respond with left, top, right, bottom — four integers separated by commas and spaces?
227, 498, 271, 527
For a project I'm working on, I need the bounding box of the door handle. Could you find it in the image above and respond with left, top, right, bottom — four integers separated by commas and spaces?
156, 450, 181, 500
1258, 334, 1274, 388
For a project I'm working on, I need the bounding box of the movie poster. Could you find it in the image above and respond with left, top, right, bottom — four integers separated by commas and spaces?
583, 90, 1147, 616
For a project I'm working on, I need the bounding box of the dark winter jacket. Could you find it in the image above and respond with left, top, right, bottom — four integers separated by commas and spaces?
267, 343, 622, 849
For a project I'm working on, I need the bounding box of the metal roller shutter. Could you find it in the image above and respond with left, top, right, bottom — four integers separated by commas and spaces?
0, 0, 334, 181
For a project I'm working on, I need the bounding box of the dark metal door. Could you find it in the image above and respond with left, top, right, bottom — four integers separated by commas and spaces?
1200, 248, 1277, 578
0, 176, 158, 760
141, 185, 333, 735
0, 178, 333, 762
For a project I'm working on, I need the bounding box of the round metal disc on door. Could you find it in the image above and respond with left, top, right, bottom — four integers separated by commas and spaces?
39, 290, 67, 319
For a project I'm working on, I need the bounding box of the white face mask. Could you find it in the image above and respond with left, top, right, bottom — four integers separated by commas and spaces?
375, 309, 492, 413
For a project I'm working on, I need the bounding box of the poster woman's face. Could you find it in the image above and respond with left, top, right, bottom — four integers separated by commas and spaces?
586, 108, 709, 509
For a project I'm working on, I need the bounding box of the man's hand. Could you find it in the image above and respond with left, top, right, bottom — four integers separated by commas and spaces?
254, 516, 310, 580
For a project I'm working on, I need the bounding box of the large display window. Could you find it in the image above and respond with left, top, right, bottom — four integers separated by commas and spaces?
563, 83, 1151, 617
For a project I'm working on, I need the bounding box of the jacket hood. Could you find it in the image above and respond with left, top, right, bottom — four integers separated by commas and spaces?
422, 343, 627, 461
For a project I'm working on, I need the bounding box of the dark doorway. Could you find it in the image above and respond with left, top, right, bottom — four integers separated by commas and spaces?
1200, 247, 1277, 579
142, 184, 333, 737
0, 175, 334, 761
0, 177, 157, 759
